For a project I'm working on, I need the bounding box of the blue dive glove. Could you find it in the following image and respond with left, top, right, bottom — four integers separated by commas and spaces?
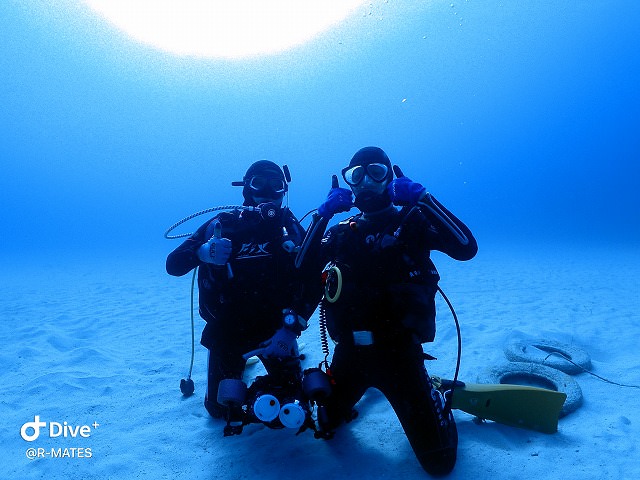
318, 175, 353, 219
387, 176, 426, 206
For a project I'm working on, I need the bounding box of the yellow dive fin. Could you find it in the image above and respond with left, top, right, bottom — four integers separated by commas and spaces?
434, 378, 567, 434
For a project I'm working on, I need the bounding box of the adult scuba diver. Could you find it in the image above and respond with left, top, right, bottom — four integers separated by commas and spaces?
166, 160, 319, 434
298, 146, 478, 476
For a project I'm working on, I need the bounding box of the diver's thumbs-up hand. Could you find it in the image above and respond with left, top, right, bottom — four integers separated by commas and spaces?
198, 220, 233, 265
212, 219, 223, 239
392, 165, 405, 178
331, 174, 339, 189
318, 175, 353, 219
387, 166, 427, 206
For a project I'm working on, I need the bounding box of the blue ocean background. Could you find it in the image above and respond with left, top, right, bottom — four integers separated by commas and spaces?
3, 4, 640, 479
2, 1, 638, 261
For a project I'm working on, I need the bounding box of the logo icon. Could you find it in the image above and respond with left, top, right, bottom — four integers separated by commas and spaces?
20, 416, 47, 442
20, 416, 98, 442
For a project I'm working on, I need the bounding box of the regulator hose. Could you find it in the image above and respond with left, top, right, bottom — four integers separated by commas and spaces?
164, 205, 253, 239
437, 285, 462, 413
318, 303, 331, 369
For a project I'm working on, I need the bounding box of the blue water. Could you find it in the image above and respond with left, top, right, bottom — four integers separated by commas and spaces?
2, 1, 639, 262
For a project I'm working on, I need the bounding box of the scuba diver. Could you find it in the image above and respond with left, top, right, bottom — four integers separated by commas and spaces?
300, 146, 478, 476
166, 160, 319, 434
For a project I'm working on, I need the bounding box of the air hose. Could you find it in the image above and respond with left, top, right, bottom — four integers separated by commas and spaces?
317, 264, 343, 368
436, 286, 462, 413
318, 304, 331, 369
164, 205, 253, 239
179, 267, 197, 396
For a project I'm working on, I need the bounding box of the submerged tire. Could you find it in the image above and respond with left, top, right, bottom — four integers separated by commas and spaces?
478, 362, 583, 417
504, 338, 592, 375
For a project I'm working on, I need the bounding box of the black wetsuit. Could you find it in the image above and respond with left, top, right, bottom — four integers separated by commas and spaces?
318, 198, 477, 476
166, 207, 318, 417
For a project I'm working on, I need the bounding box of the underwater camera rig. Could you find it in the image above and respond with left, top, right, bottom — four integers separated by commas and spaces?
216, 347, 333, 438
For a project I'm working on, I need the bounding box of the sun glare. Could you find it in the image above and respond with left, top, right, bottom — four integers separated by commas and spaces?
83, 0, 365, 58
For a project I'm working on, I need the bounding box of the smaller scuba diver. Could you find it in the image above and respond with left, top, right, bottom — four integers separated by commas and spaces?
166, 160, 319, 435
301, 146, 478, 476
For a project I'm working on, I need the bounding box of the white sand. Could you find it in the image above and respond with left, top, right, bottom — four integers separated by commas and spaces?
3, 243, 639, 479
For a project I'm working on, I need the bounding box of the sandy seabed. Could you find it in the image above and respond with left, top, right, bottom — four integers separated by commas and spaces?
2, 243, 639, 479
